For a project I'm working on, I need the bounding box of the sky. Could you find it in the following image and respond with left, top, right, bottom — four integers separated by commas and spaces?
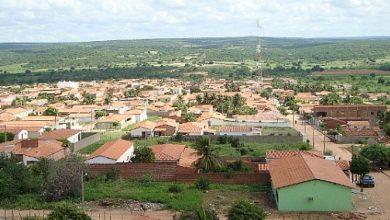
0, 0, 389, 42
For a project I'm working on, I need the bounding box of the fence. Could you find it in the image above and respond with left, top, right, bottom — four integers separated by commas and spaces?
88, 162, 270, 184
173, 134, 303, 143
88, 162, 178, 181
71, 132, 101, 152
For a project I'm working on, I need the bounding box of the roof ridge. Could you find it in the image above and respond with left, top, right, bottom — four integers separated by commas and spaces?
300, 154, 316, 180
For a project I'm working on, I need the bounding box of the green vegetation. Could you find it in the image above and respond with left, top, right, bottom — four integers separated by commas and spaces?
2, 37, 390, 85
228, 200, 265, 220
79, 131, 125, 154
0, 132, 14, 143
132, 146, 155, 163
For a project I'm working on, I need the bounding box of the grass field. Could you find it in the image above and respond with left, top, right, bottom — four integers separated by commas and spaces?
85, 180, 268, 211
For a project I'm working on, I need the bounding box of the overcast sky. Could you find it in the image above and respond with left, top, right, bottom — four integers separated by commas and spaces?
0, 0, 389, 42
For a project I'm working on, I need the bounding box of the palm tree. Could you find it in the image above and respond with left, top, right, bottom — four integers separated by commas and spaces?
194, 138, 221, 172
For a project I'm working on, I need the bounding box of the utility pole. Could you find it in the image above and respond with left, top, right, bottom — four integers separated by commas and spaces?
81, 170, 85, 203
312, 123, 315, 148
256, 19, 263, 90
323, 129, 326, 154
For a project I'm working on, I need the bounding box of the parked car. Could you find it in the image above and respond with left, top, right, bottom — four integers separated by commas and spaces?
357, 175, 375, 187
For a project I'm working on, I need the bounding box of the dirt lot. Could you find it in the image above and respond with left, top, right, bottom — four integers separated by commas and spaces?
353, 171, 390, 219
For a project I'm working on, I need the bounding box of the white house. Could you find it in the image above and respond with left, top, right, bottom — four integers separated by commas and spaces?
39, 129, 81, 144
129, 121, 156, 138
126, 109, 147, 122
5, 107, 33, 119
85, 139, 134, 164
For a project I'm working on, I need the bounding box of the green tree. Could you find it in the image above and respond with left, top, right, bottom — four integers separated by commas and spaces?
350, 155, 370, 176
132, 146, 155, 163
228, 200, 265, 220
360, 144, 390, 166
184, 112, 196, 122
43, 107, 58, 116
94, 110, 106, 119
82, 92, 96, 105
194, 138, 221, 172
0, 132, 14, 143
320, 92, 341, 105
384, 123, 390, 136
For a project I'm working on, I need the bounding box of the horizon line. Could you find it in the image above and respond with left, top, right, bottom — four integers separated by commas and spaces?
1, 35, 390, 44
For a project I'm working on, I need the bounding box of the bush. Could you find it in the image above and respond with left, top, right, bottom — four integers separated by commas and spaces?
195, 176, 210, 191
132, 146, 155, 163
217, 135, 228, 144
229, 138, 241, 148
228, 200, 265, 220
179, 207, 219, 220
168, 184, 183, 193
47, 203, 91, 220
227, 160, 251, 172
105, 167, 118, 181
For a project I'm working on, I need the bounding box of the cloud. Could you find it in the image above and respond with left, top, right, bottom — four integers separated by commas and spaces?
0, 0, 389, 42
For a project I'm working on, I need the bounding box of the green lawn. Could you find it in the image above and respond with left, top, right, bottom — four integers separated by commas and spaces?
85, 180, 268, 211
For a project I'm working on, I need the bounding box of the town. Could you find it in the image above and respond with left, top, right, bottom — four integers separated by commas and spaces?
0, 75, 389, 219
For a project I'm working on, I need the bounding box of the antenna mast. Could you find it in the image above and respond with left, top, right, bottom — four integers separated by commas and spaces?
256, 18, 263, 90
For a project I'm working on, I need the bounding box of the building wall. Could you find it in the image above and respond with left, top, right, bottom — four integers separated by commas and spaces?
67, 133, 80, 143
130, 127, 153, 137
275, 180, 352, 212
154, 125, 176, 136
85, 156, 116, 164
203, 118, 290, 128
116, 146, 135, 163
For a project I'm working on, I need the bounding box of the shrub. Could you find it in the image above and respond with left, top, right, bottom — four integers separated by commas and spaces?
179, 207, 219, 220
195, 176, 210, 191
105, 167, 118, 181
228, 200, 265, 220
132, 146, 155, 163
168, 184, 183, 193
217, 135, 228, 144
227, 160, 251, 172
47, 203, 91, 220
324, 149, 333, 156
229, 138, 241, 148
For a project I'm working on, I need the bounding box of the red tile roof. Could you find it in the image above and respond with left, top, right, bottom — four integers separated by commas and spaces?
178, 122, 203, 133
88, 139, 134, 160
266, 150, 324, 160
40, 129, 81, 140
269, 154, 354, 189
149, 144, 186, 161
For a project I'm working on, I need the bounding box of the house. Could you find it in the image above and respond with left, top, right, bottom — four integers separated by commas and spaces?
20, 115, 66, 130
126, 109, 147, 122
0, 112, 16, 122
85, 139, 134, 164
154, 119, 178, 136
188, 105, 213, 115
0, 127, 28, 140
218, 126, 261, 136
95, 114, 134, 130
269, 153, 354, 212
313, 105, 386, 121
149, 144, 199, 167
0, 139, 68, 165
177, 122, 204, 136
39, 129, 81, 143
129, 121, 156, 138
5, 107, 33, 119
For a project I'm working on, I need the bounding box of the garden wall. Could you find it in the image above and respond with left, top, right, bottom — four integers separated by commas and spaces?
87, 162, 270, 184
71, 132, 101, 152
175, 134, 303, 143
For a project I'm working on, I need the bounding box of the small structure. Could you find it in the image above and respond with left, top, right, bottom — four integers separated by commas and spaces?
129, 121, 156, 138
177, 122, 204, 136
218, 126, 261, 136
85, 139, 134, 164
269, 154, 354, 212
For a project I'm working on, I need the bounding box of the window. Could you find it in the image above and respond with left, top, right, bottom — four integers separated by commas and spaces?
371, 112, 374, 115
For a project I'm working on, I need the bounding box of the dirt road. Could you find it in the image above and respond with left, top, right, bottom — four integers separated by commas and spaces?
286, 114, 352, 161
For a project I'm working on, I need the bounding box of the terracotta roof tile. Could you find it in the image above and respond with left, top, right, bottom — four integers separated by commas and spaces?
269, 154, 354, 189
88, 139, 134, 161
149, 144, 186, 161
266, 150, 324, 160
40, 129, 81, 140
